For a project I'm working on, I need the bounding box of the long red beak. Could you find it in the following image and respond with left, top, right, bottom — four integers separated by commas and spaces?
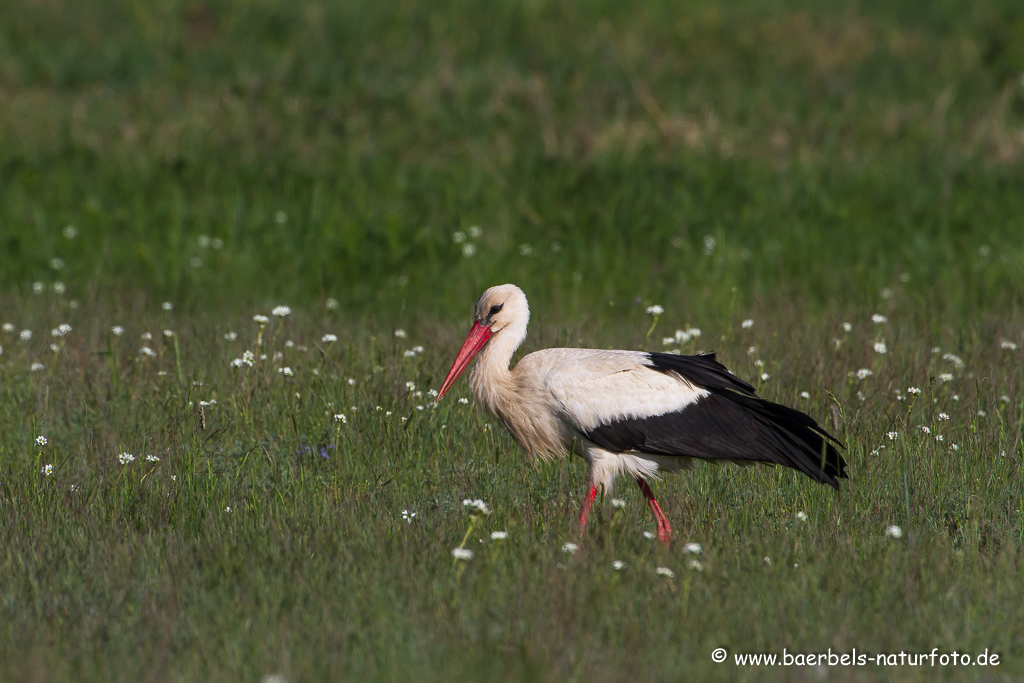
436, 321, 493, 402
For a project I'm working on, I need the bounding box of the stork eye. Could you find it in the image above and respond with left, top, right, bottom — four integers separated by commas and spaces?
488, 303, 504, 317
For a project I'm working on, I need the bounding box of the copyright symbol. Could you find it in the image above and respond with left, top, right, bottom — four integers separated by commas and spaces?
712, 648, 727, 663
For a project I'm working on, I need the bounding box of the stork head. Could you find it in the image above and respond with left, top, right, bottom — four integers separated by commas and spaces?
436, 284, 529, 402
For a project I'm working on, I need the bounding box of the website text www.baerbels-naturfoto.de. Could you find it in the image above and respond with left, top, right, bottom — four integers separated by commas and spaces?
711, 647, 1000, 668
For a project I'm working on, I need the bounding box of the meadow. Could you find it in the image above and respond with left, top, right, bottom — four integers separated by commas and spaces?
1, 0, 1023, 680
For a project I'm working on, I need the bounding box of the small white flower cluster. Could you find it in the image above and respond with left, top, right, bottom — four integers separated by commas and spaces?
51, 324, 72, 337
490, 531, 508, 540
611, 498, 626, 509
682, 542, 702, 554
36, 436, 48, 446
321, 333, 338, 344
278, 367, 294, 376
796, 511, 808, 522
31, 362, 45, 372
938, 412, 949, 421
231, 350, 256, 368
402, 509, 417, 523
403, 345, 425, 358
655, 566, 675, 578
146, 455, 160, 462
942, 353, 964, 368
561, 542, 578, 554
886, 525, 903, 539
21, 329, 33, 341
394, 329, 407, 339
462, 499, 490, 516
118, 452, 135, 465
41, 464, 54, 476
871, 314, 887, 324
1000, 340, 1018, 351
139, 347, 156, 358
938, 373, 954, 382
887, 431, 898, 441
874, 341, 887, 354
457, 397, 469, 404
646, 305, 664, 316
272, 305, 291, 317
907, 386, 921, 395
253, 314, 270, 325
672, 327, 701, 344
613, 560, 627, 571
741, 319, 754, 329
452, 548, 474, 561
334, 414, 347, 424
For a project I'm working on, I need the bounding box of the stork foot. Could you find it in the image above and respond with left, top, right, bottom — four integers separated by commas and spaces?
636, 477, 672, 543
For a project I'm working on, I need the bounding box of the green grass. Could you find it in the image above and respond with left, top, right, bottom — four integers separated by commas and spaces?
1, 0, 1023, 680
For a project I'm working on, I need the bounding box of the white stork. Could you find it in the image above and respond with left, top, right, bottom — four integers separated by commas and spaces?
436, 284, 846, 541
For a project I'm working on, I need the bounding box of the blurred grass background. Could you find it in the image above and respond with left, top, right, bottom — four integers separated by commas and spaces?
1, 0, 1024, 680
2, 0, 1023, 322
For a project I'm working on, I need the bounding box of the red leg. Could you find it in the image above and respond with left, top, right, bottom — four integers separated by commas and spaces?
636, 477, 672, 542
578, 484, 598, 538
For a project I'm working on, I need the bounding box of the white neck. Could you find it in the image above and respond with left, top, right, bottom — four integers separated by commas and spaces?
468, 317, 528, 410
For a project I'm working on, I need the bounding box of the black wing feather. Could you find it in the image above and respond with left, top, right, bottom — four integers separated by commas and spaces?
584, 352, 847, 488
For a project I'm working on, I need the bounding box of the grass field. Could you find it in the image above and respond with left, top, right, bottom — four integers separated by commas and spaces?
2, 0, 1023, 680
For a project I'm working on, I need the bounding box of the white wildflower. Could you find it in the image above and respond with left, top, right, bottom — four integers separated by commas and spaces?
36, 436, 48, 446
942, 353, 964, 368
561, 542, 578, 554
31, 362, 44, 372
118, 452, 135, 465
462, 499, 491, 516
394, 329, 407, 338
646, 305, 664, 316
643, 531, 656, 540
490, 531, 508, 540
20, 329, 32, 341
272, 306, 291, 317
938, 412, 949, 421
145, 455, 160, 462
462, 243, 476, 257
468, 225, 481, 238
741, 319, 754, 329
796, 511, 808, 522
519, 244, 534, 256
613, 560, 627, 571
41, 464, 53, 476
452, 231, 466, 244
253, 314, 269, 325
871, 314, 887, 324
457, 397, 469, 404
682, 542, 702, 554
656, 566, 675, 578
887, 431, 898, 441
1000, 340, 1018, 351
938, 373, 953, 382
907, 386, 921, 394
334, 414, 347, 423
885, 525, 903, 539
321, 333, 337, 344
760, 373, 770, 381
874, 341, 887, 354
842, 322, 852, 332
703, 235, 716, 254
611, 498, 626, 509
688, 560, 704, 572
